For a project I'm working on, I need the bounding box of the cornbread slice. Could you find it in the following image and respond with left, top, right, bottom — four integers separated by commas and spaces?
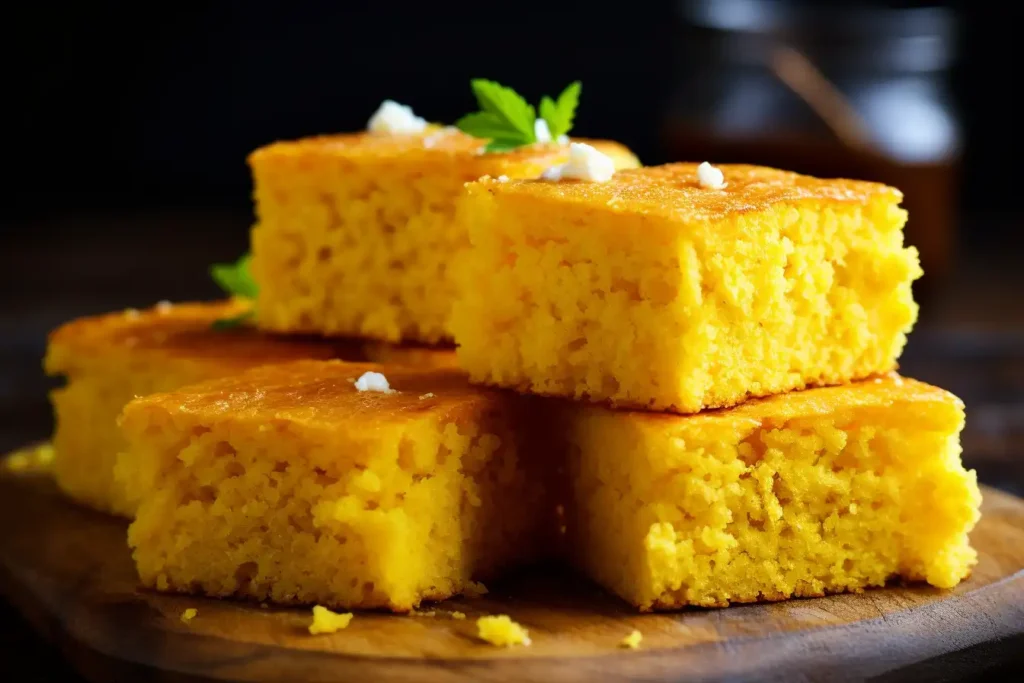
45, 300, 363, 516
452, 163, 922, 412
119, 361, 552, 612
560, 375, 980, 611
250, 131, 639, 343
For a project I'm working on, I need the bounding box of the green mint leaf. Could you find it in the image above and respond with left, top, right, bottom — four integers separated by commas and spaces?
541, 81, 582, 138
211, 309, 255, 331
539, 95, 559, 133
484, 138, 531, 153
469, 79, 537, 140
455, 112, 520, 141
210, 253, 258, 299
456, 79, 537, 151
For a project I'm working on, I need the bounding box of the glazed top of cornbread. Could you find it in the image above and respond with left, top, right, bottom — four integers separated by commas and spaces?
120, 360, 501, 429
45, 301, 351, 374
469, 162, 902, 222
248, 129, 639, 170
606, 375, 962, 430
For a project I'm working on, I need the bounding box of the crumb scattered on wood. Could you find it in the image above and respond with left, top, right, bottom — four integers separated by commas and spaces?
308, 605, 353, 634
3, 444, 55, 473
180, 608, 198, 624
476, 615, 531, 647
620, 629, 643, 649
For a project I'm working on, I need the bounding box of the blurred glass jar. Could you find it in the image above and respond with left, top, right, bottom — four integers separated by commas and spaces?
665, 0, 961, 287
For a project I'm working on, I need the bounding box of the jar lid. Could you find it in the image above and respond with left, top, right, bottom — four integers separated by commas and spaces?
678, 0, 956, 72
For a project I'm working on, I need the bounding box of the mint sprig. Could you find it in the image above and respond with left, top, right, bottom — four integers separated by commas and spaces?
211, 253, 258, 299
209, 253, 257, 330
456, 79, 582, 153
539, 81, 581, 139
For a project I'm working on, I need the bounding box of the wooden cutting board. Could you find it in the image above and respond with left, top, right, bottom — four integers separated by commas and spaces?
1, 452, 1022, 683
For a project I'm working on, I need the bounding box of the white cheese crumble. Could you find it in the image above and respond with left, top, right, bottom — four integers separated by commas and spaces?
497, 175, 509, 182
697, 161, 727, 189
367, 100, 427, 135
534, 119, 552, 143
540, 142, 615, 182
354, 371, 393, 393
534, 119, 568, 145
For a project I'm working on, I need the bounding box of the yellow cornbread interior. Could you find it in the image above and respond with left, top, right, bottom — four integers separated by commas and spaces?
561, 377, 981, 610
452, 163, 922, 413
250, 132, 639, 344
44, 301, 352, 516
120, 361, 550, 612
51, 363, 213, 515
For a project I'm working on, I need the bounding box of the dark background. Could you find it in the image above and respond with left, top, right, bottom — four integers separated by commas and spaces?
6, 1, 1022, 217
1, 1, 1022, 679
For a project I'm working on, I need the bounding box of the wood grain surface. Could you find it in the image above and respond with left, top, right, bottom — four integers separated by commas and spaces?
0, 457, 1021, 683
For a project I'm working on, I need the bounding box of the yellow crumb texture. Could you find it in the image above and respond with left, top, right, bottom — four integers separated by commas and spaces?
476, 615, 531, 647
249, 130, 639, 343
452, 163, 922, 413
561, 376, 981, 610
44, 300, 354, 516
451, 611, 467, 620
620, 629, 643, 649
180, 608, 198, 624
308, 605, 353, 634
44, 301, 455, 516
119, 360, 552, 612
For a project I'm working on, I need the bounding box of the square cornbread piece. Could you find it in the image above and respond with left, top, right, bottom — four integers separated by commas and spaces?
45, 300, 368, 516
452, 163, 922, 413
249, 131, 639, 344
560, 375, 980, 611
119, 360, 552, 612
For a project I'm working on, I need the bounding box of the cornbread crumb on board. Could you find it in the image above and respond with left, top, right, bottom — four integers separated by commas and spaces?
2, 443, 54, 473
308, 606, 353, 635
620, 630, 643, 649
180, 608, 198, 624
119, 361, 553, 612
476, 615, 531, 647
450, 611, 467, 620
248, 130, 639, 344
453, 162, 921, 413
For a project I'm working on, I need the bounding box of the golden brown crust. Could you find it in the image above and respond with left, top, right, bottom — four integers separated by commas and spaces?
248, 129, 638, 172
121, 360, 489, 430
470, 162, 902, 223
45, 300, 353, 375
513, 373, 959, 425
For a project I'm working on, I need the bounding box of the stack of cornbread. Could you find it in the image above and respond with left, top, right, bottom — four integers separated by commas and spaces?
45, 88, 980, 619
